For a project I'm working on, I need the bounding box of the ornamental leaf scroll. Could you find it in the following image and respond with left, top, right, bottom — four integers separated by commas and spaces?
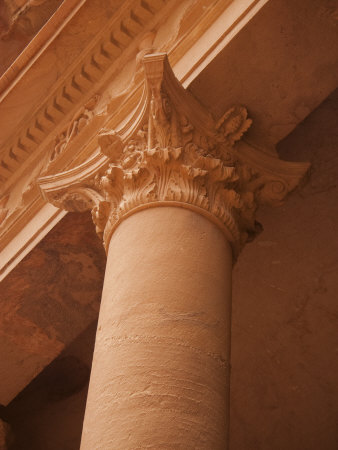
38, 53, 309, 257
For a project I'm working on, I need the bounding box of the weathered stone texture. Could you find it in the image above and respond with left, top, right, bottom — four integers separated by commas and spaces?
230, 88, 338, 450
0, 212, 104, 405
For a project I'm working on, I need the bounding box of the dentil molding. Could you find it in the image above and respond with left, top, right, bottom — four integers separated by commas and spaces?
38, 53, 309, 257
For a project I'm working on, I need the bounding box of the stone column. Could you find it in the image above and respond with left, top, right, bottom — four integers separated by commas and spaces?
81, 206, 232, 449
38, 53, 309, 449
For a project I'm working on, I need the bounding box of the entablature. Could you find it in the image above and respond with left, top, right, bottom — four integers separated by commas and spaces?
0, 0, 269, 278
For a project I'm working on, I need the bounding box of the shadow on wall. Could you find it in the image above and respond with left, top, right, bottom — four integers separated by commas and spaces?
1, 321, 97, 450
231, 88, 338, 450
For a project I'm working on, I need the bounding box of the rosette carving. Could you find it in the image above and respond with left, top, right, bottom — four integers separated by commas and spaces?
38, 53, 309, 257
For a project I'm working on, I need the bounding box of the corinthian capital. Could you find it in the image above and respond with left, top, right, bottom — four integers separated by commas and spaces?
38, 53, 309, 257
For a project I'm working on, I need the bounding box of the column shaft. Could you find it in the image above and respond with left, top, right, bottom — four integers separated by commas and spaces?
81, 206, 232, 449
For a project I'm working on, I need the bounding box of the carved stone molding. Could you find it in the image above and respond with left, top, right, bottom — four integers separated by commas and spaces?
0, 0, 269, 191
0, 0, 172, 185
39, 53, 309, 257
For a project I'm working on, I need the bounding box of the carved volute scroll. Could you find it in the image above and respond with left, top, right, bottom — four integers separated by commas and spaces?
38, 53, 309, 258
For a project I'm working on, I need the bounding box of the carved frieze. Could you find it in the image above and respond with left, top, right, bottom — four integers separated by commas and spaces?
39, 53, 309, 257
48, 95, 100, 166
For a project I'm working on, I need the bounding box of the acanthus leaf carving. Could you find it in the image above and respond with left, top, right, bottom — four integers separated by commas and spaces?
38, 53, 310, 258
